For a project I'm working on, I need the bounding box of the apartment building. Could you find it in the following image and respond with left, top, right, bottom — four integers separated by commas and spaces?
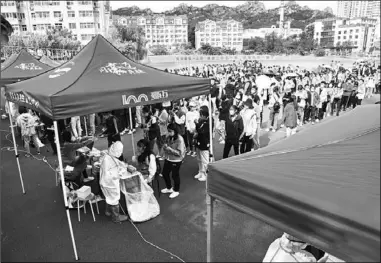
0, 0, 111, 45
195, 19, 244, 51
243, 22, 302, 39
336, 1, 380, 19
313, 17, 377, 52
113, 15, 188, 49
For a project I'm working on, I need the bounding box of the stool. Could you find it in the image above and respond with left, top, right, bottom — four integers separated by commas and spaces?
76, 193, 100, 222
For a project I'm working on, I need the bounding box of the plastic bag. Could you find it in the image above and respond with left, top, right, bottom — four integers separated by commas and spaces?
120, 173, 160, 223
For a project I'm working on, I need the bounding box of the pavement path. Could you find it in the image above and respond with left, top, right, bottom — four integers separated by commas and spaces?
1, 96, 378, 262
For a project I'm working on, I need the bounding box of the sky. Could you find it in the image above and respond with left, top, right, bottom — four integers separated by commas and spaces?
109, 1, 337, 13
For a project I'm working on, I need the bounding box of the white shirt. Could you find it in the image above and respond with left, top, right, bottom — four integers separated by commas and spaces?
185, 110, 200, 133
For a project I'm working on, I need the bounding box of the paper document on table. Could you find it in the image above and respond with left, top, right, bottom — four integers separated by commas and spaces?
65, 165, 74, 172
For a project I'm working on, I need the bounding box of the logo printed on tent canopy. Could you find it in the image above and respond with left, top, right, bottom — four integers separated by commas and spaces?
49, 62, 75, 79
122, 90, 168, 106
6, 92, 40, 108
99, 62, 145, 76
14, 63, 42, 71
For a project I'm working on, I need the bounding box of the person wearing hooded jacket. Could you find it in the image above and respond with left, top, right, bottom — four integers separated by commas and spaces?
223, 105, 244, 159
194, 106, 210, 182
262, 233, 334, 263
99, 141, 128, 223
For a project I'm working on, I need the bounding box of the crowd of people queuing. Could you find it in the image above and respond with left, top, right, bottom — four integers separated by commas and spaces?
2, 58, 380, 223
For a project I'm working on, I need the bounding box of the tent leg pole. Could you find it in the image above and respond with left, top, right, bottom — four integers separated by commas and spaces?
7, 101, 25, 194
206, 194, 214, 263
129, 108, 136, 157
208, 94, 214, 162
54, 121, 79, 261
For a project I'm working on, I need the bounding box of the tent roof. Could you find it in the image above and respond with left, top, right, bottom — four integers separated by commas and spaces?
208, 105, 380, 262
5, 35, 210, 120
0, 49, 52, 85
39, 55, 61, 68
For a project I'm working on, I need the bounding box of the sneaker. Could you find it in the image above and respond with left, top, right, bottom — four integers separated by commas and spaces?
316, 119, 320, 123
159, 173, 163, 177
186, 151, 192, 156
161, 188, 174, 194
191, 152, 197, 157
169, 191, 179, 199
83, 177, 95, 183
219, 140, 225, 144
198, 175, 207, 182
280, 124, 284, 128
312, 122, 315, 125
265, 128, 270, 132
25, 154, 31, 158
272, 129, 276, 132
1, 114, 7, 119
128, 130, 133, 135
194, 173, 201, 179
120, 131, 126, 136
158, 157, 164, 161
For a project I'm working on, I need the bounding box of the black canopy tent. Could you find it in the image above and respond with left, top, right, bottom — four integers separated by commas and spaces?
4, 34, 211, 260
4, 35, 210, 120
0, 49, 53, 85
39, 55, 61, 68
207, 104, 380, 262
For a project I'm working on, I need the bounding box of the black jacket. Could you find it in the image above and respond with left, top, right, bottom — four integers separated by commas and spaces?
195, 117, 210, 151
225, 115, 243, 144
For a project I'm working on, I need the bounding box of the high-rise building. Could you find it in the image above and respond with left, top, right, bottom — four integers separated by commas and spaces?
313, 17, 377, 52
195, 19, 244, 51
0, 0, 111, 45
112, 15, 188, 49
336, 1, 380, 19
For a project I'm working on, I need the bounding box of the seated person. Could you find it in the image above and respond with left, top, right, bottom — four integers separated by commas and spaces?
132, 139, 157, 183
61, 130, 95, 186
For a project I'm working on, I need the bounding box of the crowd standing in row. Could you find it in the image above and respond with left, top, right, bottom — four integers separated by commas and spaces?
3, 59, 380, 209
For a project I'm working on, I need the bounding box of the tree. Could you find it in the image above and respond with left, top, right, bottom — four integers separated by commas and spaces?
151, 45, 169, 55
114, 24, 147, 60
45, 28, 81, 50
198, 43, 223, 55
246, 37, 266, 53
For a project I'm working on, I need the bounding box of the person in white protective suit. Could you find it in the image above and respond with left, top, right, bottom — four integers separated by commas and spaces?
99, 141, 128, 223
263, 233, 344, 263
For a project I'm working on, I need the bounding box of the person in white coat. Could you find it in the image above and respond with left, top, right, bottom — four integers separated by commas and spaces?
262, 233, 336, 263
99, 141, 128, 223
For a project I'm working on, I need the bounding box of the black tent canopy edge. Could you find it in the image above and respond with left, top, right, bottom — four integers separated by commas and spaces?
207, 175, 380, 262
0, 49, 57, 86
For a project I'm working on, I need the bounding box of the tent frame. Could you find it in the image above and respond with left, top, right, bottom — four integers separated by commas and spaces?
7, 100, 25, 194
5, 95, 212, 261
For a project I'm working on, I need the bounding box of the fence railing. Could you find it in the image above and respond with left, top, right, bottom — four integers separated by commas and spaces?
1, 46, 79, 62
